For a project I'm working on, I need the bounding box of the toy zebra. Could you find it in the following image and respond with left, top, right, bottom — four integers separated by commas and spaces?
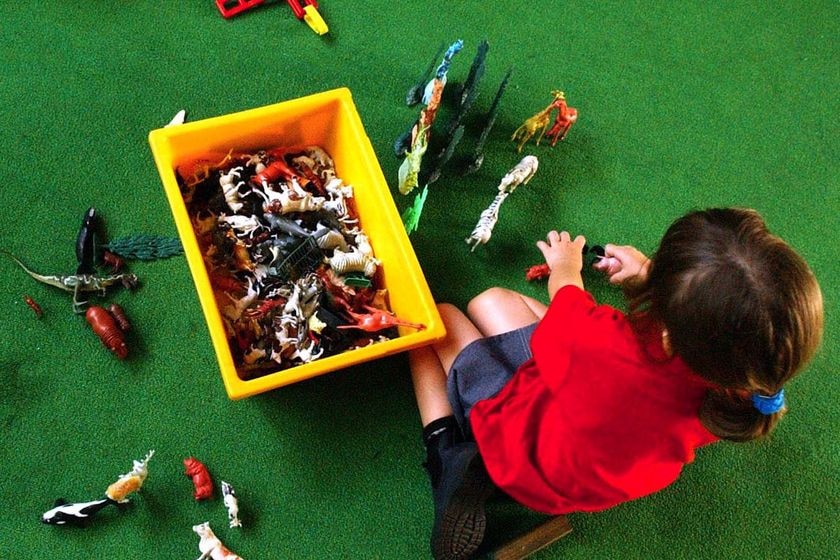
465, 155, 539, 251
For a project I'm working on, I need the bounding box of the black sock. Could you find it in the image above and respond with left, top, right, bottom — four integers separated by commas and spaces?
422, 415, 460, 487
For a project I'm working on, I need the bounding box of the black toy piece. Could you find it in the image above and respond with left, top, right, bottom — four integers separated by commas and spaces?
75, 207, 100, 274
41, 497, 116, 526
423, 124, 464, 186
464, 67, 513, 174
446, 39, 489, 138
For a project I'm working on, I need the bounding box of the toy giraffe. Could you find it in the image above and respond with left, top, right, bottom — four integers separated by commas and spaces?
545, 91, 578, 146
511, 90, 569, 152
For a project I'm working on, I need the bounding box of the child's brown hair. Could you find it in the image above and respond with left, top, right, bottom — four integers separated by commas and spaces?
631, 208, 823, 441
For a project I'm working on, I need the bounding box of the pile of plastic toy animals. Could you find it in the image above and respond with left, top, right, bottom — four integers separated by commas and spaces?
177, 145, 424, 379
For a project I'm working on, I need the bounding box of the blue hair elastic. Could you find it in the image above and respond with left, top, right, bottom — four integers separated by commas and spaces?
751, 389, 785, 415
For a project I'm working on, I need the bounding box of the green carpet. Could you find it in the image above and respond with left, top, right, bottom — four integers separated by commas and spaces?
0, 1, 836, 558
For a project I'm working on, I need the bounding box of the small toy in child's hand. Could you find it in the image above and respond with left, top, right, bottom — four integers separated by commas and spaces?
193, 521, 244, 559
525, 244, 607, 281
85, 305, 129, 359
221, 481, 242, 528
184, 457, 214, 500
23, 295, 43, 318
105, 450, 155, 503
466, 155, 539, 251
41, 497, 115, 526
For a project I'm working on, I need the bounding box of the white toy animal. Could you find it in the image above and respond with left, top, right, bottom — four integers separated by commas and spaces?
106, 449, 155, 503
221, 481, 242, 528
193, 521, 243, 560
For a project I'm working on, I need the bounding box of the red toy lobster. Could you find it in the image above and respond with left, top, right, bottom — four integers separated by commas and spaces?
184, 457, 214, 500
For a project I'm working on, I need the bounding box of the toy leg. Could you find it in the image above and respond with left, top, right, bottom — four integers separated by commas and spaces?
466, 287, 547, 337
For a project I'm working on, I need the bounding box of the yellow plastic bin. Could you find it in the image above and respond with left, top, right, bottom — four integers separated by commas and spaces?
148, 88, 445, 399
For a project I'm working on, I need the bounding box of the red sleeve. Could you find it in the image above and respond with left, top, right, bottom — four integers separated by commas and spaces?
531, 285, 617, 393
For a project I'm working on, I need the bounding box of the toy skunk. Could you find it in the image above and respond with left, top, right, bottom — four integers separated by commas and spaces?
41, 497, 115, 525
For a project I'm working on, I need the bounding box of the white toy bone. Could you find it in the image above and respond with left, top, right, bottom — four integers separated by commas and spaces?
193, 521, 243, 560
106, 449, 155, 503
328, 247, 380, 277
221, 481, 242, 528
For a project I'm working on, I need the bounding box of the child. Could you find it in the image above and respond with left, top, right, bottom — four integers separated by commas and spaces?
409, 207, 823, 560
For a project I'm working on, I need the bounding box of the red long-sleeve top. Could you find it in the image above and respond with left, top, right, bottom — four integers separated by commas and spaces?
470, 285, 718, 514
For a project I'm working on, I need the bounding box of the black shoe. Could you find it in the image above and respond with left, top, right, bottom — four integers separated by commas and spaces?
429, 441, 493, 560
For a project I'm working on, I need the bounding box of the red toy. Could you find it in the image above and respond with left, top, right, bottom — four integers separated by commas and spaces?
215, 0, 265, 19
108, 303, 131, 332
337, 305, 426, 333
525, 263, 551, 282
251, 157, 302, 187
102, 250, 125, 273
23, 295, 43, 318
545, 91, 578, 146
215, 0, 328, 35
85, 305, 128, 359
184, 457, 214, 500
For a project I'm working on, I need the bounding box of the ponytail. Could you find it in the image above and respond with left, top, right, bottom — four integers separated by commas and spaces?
699, 388, 782, 442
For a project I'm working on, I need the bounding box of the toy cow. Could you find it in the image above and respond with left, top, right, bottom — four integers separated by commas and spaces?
184, 457, 214, 500
193, 521, 243, 559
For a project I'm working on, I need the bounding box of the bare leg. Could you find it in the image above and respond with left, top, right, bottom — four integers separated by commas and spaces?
467, 287, 547, 337
409, 346, 453, 427
409, 303, 483, 427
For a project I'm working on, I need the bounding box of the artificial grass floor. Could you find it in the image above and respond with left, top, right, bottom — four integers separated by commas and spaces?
0, 2, 836, 558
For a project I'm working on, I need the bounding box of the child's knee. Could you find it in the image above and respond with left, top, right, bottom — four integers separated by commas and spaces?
467, 287, 512, 315
437, 302, 462, 323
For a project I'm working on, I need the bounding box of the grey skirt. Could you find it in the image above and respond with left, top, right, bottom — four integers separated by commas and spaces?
446, 322, 538, 438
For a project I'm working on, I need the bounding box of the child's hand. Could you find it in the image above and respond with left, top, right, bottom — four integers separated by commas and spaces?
536, 231, 586, 296
592, 244, 650, 287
